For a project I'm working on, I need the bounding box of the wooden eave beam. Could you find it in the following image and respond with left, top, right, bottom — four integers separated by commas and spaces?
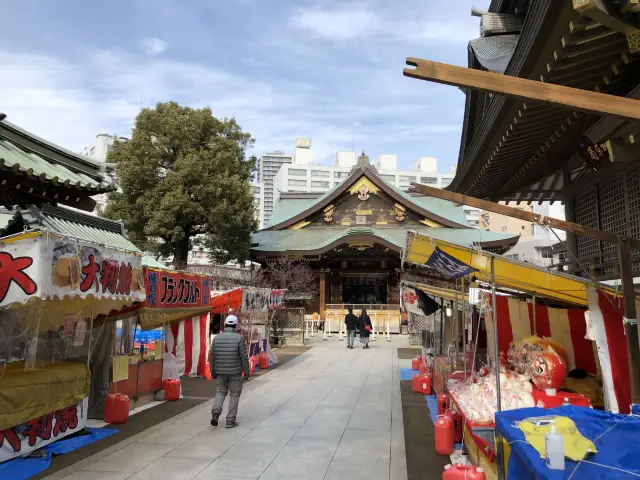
409, 182, 640, 250
403, 58, 640, 121
573, 0, 639, 35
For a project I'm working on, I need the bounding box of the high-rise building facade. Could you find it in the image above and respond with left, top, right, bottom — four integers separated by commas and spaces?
257, 151, 293, 226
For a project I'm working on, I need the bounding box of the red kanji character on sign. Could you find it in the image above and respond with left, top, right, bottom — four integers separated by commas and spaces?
80, 254, 100, 292
116, 263, 132, 295
100, 260, 119, 294
24, 414, 53, 447
0, 252, 37, 303
0, 427, 21, 453
64, 406, 79, 430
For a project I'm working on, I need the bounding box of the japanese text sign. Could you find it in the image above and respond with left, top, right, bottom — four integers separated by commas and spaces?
0, 399, 87, 462
0, 232, 145, 307
144, 269, 210, 309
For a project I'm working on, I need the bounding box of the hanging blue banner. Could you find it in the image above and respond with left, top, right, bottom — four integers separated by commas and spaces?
425, 247, 476, 280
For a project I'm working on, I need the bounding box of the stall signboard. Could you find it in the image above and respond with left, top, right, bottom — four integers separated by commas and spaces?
0, 231, 146, 308
0, 398, 88, 463
242, 288, 270, 312
269, 289, 284, 310
144, 269, 211, 310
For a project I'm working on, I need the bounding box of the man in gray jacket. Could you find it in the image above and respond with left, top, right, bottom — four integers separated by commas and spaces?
210, 315, 249, 428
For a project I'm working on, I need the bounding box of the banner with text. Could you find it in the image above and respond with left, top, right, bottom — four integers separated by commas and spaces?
143, 268, 211, 310
0, 398, 88, 463
0, 231, 145, 308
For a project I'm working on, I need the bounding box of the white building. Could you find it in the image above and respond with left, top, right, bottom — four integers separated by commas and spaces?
257, 150, 293, 226
271, 155, 481, 227
81, 133, 127, 159
250, 181, 264, 227
80, 133, 127, 214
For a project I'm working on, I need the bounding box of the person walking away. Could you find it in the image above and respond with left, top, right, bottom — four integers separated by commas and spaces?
344, 307, 358, 349
359, 309, 372, 349
210, 315, 249, 428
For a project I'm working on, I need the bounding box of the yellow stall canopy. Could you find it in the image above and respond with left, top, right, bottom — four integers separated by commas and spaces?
0, 362, 90, 431
409, 283, 468, 305
404, 232, 633, 307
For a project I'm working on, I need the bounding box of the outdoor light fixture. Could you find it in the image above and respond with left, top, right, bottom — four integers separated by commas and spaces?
446, 306, 452, 317
468, 277, 479, 306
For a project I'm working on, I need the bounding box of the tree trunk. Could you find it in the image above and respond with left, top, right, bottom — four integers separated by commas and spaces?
173, 239, 190, 270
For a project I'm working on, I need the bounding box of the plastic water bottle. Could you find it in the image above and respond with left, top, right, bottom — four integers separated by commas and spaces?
545, 423, 565, 470
562, 397, 571, 407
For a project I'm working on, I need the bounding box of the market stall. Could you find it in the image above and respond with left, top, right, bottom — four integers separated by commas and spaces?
403, 233, 640, 479
109, 266, 212, 398
209, 287, 284, 372
0, 230, 145, 462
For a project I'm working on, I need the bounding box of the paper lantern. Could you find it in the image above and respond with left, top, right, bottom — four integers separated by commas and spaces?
530, 350, 567, 390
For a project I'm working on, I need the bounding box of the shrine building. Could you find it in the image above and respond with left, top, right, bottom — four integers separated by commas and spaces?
250, 153, 519, 325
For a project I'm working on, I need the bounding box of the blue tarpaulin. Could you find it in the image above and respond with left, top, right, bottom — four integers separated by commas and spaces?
0, 428, 118, 480
399, 368, 418, 381
495, 406, 640, 479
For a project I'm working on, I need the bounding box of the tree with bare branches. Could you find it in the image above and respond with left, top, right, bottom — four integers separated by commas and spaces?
254, 258, 319, 298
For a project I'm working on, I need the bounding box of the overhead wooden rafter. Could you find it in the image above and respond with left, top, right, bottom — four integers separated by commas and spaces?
572, 0, 640, 53
403, 58, 640, 121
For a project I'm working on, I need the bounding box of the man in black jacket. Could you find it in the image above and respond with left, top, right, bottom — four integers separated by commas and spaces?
344, 307, 358, 349
209, 315, 249, 428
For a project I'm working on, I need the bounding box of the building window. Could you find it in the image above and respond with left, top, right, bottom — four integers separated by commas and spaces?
506, 254, 519, 260
289, 169, 307, 176
311, 170, 330, 178
288, 179, 307, 187
356, 216, 367, 225
334, 171, 349, 179
421, 177, 438, 185
399, 176, 416, 182
379, 175, 395, 183
541, 250, 553, 259
311, 181, 330, 188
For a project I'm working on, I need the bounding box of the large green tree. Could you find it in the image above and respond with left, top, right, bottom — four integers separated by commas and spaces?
104, 102, 257, 268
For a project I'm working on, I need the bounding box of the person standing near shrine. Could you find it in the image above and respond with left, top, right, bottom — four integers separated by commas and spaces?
209, 315, 249, 428
359, 308, 372, 349
344, 307, 358, 349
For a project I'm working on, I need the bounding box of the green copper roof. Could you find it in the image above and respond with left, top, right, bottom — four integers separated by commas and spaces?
142, 255, 169, 269
0, 134, 113, 193
0, 205, 141, 252
252, 227, 517, 253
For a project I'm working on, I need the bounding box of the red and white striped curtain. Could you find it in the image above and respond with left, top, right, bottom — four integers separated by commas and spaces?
166, 313, 211, 377
586, 286, 640, 414
485, 295, 597, 374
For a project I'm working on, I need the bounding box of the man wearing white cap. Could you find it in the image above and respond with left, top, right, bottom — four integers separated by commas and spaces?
209, 315, 249, 428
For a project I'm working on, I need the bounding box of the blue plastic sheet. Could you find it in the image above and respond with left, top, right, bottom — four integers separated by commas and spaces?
0, 427, 118, 480
399, 368, 418, 381
425, 394, 439, 424
495, 406, 640, 479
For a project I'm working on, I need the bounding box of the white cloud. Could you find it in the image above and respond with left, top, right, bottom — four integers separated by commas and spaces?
140, 37, 169, 55
0, 44, 464, 168
289, 5, 477, 45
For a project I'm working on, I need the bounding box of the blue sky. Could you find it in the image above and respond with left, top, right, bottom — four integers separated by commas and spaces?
0, 0, 489, 171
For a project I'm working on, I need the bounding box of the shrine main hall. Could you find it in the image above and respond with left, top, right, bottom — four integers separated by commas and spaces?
250, 154, 518, 326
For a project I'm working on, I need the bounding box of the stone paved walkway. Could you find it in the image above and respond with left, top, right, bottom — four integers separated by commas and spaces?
44, 336, 409, 480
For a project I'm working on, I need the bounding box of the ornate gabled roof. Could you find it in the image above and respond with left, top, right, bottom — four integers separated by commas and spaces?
263, 156, 470, 231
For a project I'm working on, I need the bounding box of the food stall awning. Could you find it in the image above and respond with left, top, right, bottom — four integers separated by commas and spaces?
211, 288, 243, 315
410, 283, 468, 303
1, 229, 146, 331
404, 232, 636, 307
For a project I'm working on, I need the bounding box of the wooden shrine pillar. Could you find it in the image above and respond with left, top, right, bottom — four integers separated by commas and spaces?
319, 270, 327, 321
